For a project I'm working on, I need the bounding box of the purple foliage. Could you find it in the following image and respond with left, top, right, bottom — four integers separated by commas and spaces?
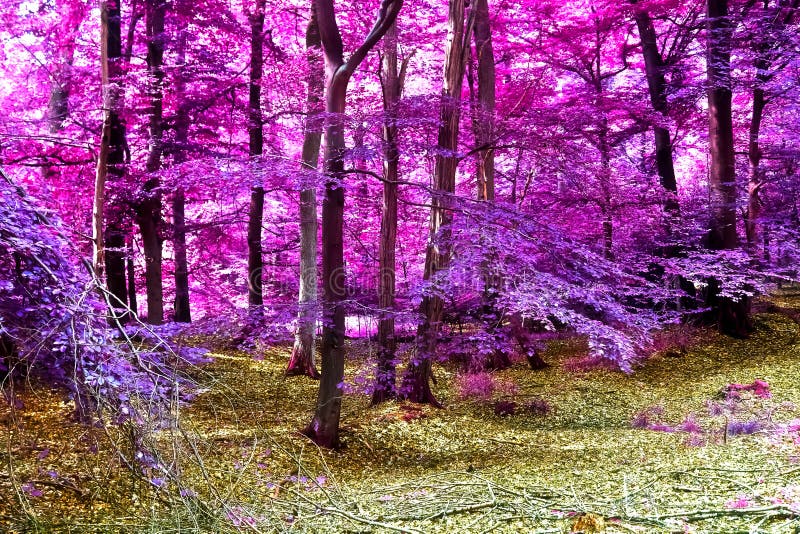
0, 176, 203, 422
728, 420, 762, 435
725, 379, 772, 400
456, 372, 496, 400
456, 372, 518, 400
677, 414, 703, 434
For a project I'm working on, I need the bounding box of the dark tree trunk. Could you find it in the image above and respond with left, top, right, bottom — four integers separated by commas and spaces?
746, 85, 765, 254
136, 0, 166, 325
172, 0, 191, 323
173, 188, 191, 322
94, 0, 129, 321
633, 4, 679, 215
287, 5, 324, 379
126, 237, 137, 316
246, 1, 266, 309
304, 0, 402, 449
401, 0, 471, 406
372, 21, 403, 404
706, 0, 752, 337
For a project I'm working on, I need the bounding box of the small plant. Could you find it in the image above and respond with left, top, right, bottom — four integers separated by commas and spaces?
728, 420, 762, 436
456, 372, 518, 400
456, 372, 495, 400
524, 397, 551, 416
493, 400, 517, 416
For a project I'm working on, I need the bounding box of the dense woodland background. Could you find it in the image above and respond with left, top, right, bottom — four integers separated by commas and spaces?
1, 0, 800, 514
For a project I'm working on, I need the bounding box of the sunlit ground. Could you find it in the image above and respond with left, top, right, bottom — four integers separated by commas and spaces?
3, 292, 800, 533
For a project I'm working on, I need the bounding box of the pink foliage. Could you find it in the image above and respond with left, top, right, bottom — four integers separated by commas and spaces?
456, 372, 518, 400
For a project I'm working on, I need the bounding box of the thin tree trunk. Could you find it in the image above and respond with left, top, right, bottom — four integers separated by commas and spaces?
287, 5, 323, 379
246, 0, 266, 309
469, 0, 509, 370
304, 0, 402, 449
632, 4, 679, 215
48, 0, 86, 132
94, 0, 129, 319
401, 0, 472, 406
706, 0, 751, 336
126, 237, 138, 315
372, 21, 403, 404
172, 0, 191, 322
746, 84, 765, 253
472, 0, 495, 202
136, 0, 165, 325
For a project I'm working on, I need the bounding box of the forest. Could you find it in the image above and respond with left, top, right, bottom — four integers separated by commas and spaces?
1, 0, 800, 531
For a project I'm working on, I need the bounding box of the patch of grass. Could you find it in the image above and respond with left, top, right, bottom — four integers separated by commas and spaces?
3, 298, 800, 532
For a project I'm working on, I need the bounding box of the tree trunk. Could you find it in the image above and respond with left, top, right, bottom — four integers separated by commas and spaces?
469, 0, 508, 370
126, 237, 138, 316
136, 0, 165, 325
746, 85, 765, 254
94, 0, 129, 320
48, 0, 86, 132
633, 4, 679, 215
172, 0, 191, 322
304, 0, 402, 449
246, 1, 266, 309
371, 21, 403, 404
706, 0, 752, 337
472, 0, 495, 202
401, 0, 471, 406
287, 5, 324, 379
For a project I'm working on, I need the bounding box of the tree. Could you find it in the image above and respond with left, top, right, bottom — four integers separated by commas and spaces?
304, 0, 402, 448
630, 0, 681, 216
47, 0, 86, 133
401, 0, 472, 406
93, 0, 130, 320
172, 0, 191, 323
286, 5, 324, 379
135, 0, 167, 325
372, 20, 411, 404
744, 0, 800, 256
471, 0, 495, 203
705, 0, 752, 336
246, 0, 267, 309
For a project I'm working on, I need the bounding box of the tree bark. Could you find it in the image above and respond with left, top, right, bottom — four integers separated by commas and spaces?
706, 0, 751, 336
472, 0, 495, 202
287, 5, 324, 379
94, 0, 129, 320
246, 0, 266, 309
172, 0, 191, 322
126, 237, 138, 316
136, 0, 166, 325
371, 21, 403, 404
304, 0, 402, 449
469, 0, 509, 370
401, 0, 472, 406
632, 3, 679, 215
746, 84, 765, 254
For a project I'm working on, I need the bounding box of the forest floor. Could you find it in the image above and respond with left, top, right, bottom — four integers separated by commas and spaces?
3, 291, 800, 533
